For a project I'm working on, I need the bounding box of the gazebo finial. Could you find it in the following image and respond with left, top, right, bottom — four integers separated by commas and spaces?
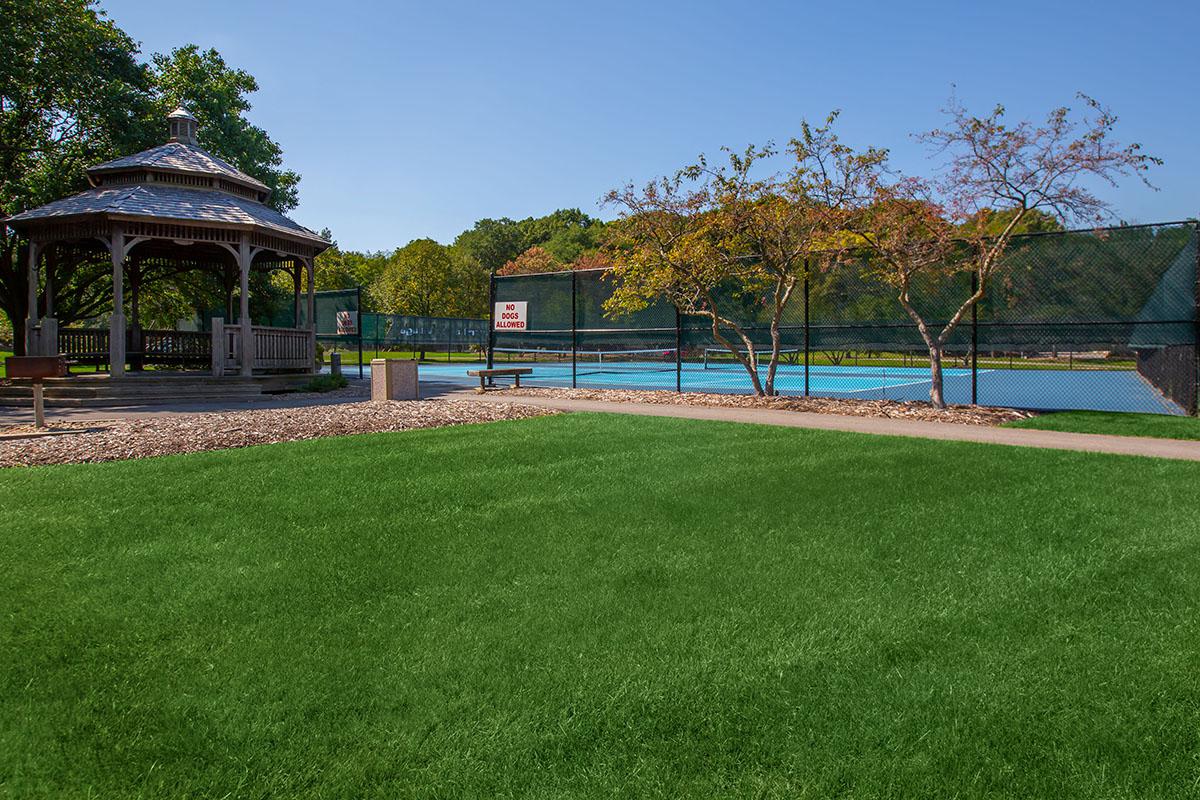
167, 106, 199, 146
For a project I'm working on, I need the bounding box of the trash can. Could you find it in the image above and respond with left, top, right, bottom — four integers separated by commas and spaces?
371, 359, 418, 401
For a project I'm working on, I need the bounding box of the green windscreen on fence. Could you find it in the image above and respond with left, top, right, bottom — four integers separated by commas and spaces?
362, 313, 486, 353
490, 222, 1199, 414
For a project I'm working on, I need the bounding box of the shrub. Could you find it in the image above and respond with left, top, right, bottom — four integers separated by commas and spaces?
303, 374, 348, 393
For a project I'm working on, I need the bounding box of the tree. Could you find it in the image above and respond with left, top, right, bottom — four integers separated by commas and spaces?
0, 0, 153, 352
453, 218, 524, 274
374, 239, 463, 316
604, 116, 868, 395
847, 95, 1159, 407
150, 45, 298, 211
497, 246, 562, 276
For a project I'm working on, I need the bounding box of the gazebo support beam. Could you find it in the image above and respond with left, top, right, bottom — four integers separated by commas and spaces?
24, 240, 42, 355
239, 235, 253, 376
109, 227, 126, 376
306, 257, 316, 372
292, 259, 302, 329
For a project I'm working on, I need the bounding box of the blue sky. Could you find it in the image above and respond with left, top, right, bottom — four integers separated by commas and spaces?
103, 0, 1198, 252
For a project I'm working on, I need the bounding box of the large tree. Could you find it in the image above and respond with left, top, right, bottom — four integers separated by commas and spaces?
0, 0, 153, 352
847, 96, 1158, 407
374, 238, 482, 318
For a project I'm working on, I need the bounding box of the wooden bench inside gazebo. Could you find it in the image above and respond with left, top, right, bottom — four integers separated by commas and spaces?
8, 107, 330, 383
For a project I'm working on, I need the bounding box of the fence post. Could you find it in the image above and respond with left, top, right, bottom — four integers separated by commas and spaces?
971, 271, 978, 405
803, 262, 810, 398
1193, 226, 1199, 416
357, 286, 364, 379
675, 305, 682, 393
486, 270, 496, 377
571, 269, 578, 389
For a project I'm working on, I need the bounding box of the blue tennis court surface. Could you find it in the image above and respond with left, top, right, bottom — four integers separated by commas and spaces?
348, 360, 1184, 415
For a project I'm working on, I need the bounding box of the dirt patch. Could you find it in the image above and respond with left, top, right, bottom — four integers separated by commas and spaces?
0, 399, 555, 468
498, 387, 1033, 426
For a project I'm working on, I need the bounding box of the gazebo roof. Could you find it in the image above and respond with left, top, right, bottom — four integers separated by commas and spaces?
87, 142, 270, 192
7, 184, 326, 244
6, 106, 329, 257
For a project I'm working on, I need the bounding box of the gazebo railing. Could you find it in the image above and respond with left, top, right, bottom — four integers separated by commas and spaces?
52, 323, 313, 374
59, 327, 211, 368
210, 319, 313, 374
59, 328, 109, 361
253, 325, 311, 369
135, 329, 210, 367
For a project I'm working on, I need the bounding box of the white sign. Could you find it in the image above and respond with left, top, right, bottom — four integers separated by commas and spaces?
336, 310, 357, 335
494, 301, 527, 331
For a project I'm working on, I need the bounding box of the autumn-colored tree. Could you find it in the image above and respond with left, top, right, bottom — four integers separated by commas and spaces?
603, 116, 870, 395
497, 246, 563, 276
848, 95, 1159, 407
570, 251, 612, 272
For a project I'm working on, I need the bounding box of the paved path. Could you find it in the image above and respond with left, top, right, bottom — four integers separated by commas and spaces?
4, 380, 1197, 462
449, 389, 1200, 462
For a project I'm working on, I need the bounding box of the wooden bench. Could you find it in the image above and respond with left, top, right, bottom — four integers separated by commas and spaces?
466, 367, 532, 391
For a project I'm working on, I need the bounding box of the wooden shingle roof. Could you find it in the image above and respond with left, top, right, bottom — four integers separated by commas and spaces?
87, 142, 270, 192
7, 184, 327, 244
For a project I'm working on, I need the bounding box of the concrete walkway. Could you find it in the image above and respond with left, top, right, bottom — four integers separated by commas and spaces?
449, 389, 1200, 462
4, 380, 1197, 462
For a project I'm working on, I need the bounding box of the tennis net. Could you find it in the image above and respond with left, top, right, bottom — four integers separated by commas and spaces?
493, 347, 679, 374
702, 347, 803, 369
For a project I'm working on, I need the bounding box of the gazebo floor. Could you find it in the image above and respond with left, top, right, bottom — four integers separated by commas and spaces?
0, 372, 318, 408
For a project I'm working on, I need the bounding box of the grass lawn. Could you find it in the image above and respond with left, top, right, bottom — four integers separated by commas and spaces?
3, 414, 1199, 798
0, 350, 10, 377
1005, 409, 1200, 440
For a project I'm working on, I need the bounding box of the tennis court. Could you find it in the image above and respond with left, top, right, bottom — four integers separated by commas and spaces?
358, 347, 1183, 414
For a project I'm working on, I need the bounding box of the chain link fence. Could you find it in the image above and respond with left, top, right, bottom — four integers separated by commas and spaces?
490, 221, 1199, 415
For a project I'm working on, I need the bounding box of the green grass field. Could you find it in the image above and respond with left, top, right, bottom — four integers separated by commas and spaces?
0, 350, 10, 377
3, 414, 1199, 798
1006, 410, 1200, 440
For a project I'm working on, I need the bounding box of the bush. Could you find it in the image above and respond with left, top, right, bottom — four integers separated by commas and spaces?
303, 374, 348, 393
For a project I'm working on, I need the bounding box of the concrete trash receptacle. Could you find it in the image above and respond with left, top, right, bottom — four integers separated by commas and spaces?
371, 359, 419, 401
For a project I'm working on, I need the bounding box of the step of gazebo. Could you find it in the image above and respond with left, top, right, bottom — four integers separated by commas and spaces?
0, 374, 314, 407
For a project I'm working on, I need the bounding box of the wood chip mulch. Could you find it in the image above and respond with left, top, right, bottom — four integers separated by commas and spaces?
499, 387, 1035, 426
0, 400, 555, 468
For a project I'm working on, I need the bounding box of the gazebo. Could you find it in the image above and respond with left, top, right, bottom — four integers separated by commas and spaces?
7, 107, 330, 379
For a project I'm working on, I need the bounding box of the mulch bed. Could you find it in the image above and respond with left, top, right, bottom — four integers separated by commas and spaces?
0, 400, 555, 468
499, 387, 1034, 426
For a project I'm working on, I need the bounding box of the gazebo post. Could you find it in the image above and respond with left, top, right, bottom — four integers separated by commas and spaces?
238, 234, 253, 376
24, 240, 41, 355
292, 259, 302, 328
109, 226, 126, 377
44, 246, 54, 318
306, 257, 316, 372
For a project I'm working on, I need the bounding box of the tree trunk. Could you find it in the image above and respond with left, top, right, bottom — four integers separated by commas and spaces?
708, 315, 764, 396
928, 344, 946, 408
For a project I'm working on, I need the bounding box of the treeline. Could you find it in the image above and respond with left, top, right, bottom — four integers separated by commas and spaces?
306, 209, 609, 319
